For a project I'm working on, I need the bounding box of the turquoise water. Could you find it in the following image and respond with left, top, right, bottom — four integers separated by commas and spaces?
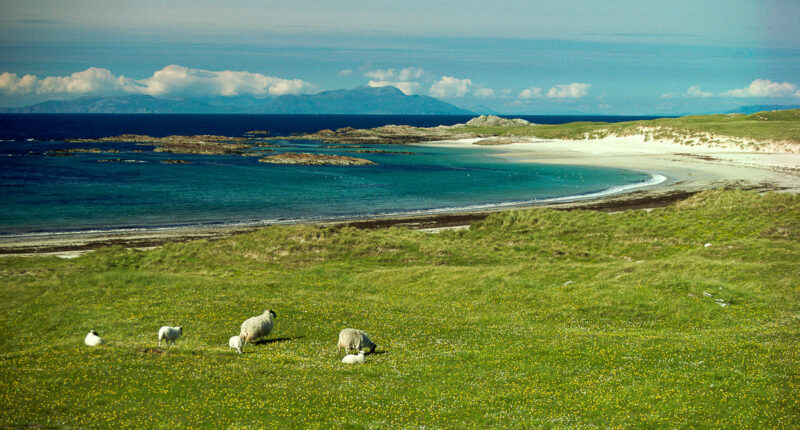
0, 114, 656, 235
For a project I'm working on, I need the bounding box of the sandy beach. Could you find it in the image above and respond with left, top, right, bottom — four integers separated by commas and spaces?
427, 135, 800, 194
3, 134, 798, 257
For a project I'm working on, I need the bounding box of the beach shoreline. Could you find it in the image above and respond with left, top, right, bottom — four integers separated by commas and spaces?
3, 134, 798, 257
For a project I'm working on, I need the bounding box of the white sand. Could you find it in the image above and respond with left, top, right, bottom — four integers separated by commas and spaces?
422, 135, 800, 194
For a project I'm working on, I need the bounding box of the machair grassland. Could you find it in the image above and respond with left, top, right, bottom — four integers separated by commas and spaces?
462, 109, 800, 146
0, 189, 798, 428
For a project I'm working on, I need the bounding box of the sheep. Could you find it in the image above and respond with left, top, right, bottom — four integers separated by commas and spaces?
337, 328, 377, 355
84, 330, 104, 346
158, 326, 182, 347
239, 310, 276, 344
229, 335, 244, 354
341, 351, 366, 365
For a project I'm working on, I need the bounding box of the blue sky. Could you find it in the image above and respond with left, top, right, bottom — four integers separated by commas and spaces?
1, 0, 799, 114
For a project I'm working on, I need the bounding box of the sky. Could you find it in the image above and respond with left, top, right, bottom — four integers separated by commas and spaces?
1, 0, 799, 114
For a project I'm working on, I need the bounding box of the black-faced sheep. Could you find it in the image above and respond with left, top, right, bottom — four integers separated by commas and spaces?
84, 330, 104, 346
239, 310, 276, 344
337, 328, 377, 354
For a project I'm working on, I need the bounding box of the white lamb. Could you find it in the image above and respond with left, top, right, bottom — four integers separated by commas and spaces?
239, 310, 276, 344
341, 351, 366, 365
84, 330, 104, 346
337, 328, 377, 354
158, 326, 182, 347
229, 335, 244, 354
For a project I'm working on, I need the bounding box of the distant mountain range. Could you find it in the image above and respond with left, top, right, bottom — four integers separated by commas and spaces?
2, 86, 473, 115
725, 104, 800, 114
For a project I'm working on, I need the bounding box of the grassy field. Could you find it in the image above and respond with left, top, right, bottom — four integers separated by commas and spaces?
1, 189, 798, 428
462, 109, 800, 146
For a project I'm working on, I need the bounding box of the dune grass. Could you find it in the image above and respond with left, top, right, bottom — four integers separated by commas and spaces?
464, 109, 800, 146
0, 189, 798, 428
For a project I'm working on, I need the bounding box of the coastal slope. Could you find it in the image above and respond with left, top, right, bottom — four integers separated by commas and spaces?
0, 189, 797, 427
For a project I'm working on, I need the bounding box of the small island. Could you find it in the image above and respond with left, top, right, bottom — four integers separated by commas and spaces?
67, 134, 252, 155
258, 152, 376, 166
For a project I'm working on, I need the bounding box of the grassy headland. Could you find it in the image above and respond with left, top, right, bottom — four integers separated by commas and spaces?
1, 189, 798, 428
459, 109, 800, 148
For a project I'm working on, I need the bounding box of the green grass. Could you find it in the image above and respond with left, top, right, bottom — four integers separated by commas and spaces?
464, 109, 800, 146
1, 189, 799, 428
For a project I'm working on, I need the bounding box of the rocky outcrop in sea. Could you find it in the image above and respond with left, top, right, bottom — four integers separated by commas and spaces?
258, 153, 376, 166
464, 115, 533, 127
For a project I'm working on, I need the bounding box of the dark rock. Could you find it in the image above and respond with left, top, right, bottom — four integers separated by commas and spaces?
258, 152, 376, 166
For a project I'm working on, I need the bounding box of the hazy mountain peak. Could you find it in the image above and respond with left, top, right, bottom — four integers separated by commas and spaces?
3, 86, 472, 115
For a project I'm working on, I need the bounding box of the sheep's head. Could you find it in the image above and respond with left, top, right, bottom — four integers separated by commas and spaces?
177, 327, 183, 334
268, 310, 277, 319
90, 330, 98, 336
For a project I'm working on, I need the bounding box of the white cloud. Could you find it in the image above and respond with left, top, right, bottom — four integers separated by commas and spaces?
397, 67, 424, 81
0, 72, 42, 95
338, 69, 353, 76
364, 69, 394, 81
39, 67, 135, 94
429, 76, 473, 98
546, 83, 591, 99
363, 67, 425, 95
0, 65, 316, 98
518, 87, 543, 99
364, 67, 424, 82
137, 65, 315, 96
0, 68, 134, 96
518, 83, 591, 99
686, 85, 713, 98
721, 79, 800, 98
473, 87, 495, 98
367, 80, 422, 95
662, 84, 713, 99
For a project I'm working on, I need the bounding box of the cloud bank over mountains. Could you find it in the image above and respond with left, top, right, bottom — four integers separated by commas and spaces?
0, 65, 317, 98
362, 66, 587, 102
365, 67, 425, 96
2, 63, 798, 115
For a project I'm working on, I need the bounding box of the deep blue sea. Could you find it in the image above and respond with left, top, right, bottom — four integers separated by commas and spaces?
0, 114, 663, 235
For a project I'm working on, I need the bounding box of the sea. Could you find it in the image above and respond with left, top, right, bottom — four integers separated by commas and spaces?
0, 114, 664, 236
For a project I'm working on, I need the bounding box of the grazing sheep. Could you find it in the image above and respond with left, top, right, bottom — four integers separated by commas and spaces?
239, 310, 276, 344
158, 326, 182, 347
84, 330, 104, 346
337, 328, 377, 354
229, 335, 244, 354
341, 351, 366, 365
